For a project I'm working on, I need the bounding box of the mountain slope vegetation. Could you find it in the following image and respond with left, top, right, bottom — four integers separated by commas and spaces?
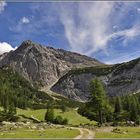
52, 57, 140, 101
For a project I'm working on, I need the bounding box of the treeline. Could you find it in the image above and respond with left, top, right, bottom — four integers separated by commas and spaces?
78, 78, 140, 125
0, 67, 54, 121
0, 67, 53, 109
111, 94, 140, 125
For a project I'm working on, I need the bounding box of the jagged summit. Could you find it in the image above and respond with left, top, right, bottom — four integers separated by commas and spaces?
21, 40, 34, 46
0, 40, 102, 87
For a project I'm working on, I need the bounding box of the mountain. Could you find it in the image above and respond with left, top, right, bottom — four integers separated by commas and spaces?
0, 40, 140, 102
51, 57, 140, 101
0, 66, 83, 109
0, 40, 102, 88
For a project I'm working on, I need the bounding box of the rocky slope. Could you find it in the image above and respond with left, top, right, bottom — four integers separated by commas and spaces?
1, 40, 140, 102
51, 58, 140, 101
0, 40, 102, 87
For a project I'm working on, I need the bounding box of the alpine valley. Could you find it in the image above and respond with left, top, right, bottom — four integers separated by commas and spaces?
1, 40, 140, 139
0, 40, 140, 102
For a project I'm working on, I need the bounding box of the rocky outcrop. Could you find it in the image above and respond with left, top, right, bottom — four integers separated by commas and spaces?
0, 40, 102, 87
51, 58, 140, 101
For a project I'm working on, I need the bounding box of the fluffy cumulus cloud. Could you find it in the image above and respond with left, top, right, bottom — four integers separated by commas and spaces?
20, 17, 30, 24
0, 1, 7, 14
0, 42, 16, 55
58, 2, 140, 55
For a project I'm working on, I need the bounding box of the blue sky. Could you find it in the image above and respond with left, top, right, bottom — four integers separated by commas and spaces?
0, 1, 140, 64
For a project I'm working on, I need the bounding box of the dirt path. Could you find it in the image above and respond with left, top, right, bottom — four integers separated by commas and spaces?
74, 127, 95, 139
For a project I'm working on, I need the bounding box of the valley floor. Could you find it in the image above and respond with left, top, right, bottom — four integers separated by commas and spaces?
0, 125, 79, 138
1, 124, 140, 139
95, 126, 140, 138
1, 108, 140, 139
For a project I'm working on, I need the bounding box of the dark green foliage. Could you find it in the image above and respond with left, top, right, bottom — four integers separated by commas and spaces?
113, 57, 140, 76
110, 94, 140, 124
61, 105, 67, 113
52, 94, 83, 108
57, 65, 115, 84
45, 108, 54, 122
129, 97, 139, 122
44, 103, 68, 125
78, 78, 113, 124
109, 78, 133, 86
54, 115, 63, 124
53, 115, 68, 125
45, 103, 54, 122
87, 78, 111, 125
78, 76, 140, 125
0, 66, 53, 109
0, 102, 19, 122
0, 111, 19, 122
114, 96, 122, 113
62, 118, 68, 125
0, 67, 83, 111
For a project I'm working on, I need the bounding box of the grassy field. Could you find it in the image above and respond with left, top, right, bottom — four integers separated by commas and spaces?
95, 127, 140, 138
17, 108, 97, 125
0, 127, 79, 138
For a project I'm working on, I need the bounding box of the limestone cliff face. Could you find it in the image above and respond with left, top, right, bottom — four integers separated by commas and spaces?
51, 58, 140, 101
0, 40, 102, 87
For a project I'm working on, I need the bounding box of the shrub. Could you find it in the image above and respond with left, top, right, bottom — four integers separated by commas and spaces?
45, 108, 54, 122
54, 115, 63, 124
54, 115, 68, 125
62, 118, 68, 125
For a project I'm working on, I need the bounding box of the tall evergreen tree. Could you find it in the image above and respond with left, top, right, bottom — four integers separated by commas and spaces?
114, 96, 122, 113
130, 97, 139, 122
89, 78, 108, 125
45, 103, 54, 123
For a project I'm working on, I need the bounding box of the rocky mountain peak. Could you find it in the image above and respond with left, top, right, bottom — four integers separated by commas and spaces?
21, 40, 34, 46
0, 40, 102, 87
15, 40, 42, 53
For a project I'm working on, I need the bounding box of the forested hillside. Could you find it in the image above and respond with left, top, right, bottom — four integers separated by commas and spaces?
0, 66, 52, 109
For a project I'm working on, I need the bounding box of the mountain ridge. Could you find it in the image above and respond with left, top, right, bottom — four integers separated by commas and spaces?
52, 57, 140, 101
0, 40, 102, 87
0, 40, 140, 102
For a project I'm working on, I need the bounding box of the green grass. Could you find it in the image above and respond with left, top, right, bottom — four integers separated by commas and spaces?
17, 108, 46, 121
0, 127, 79, 138
17, 108, 97, 125
95, 127, 140, 138
55, 109, 96, 125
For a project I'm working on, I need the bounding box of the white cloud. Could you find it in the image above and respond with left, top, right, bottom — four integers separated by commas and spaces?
0, 42, 16, 55
10, 16, 30, 32
58, 2, 140, 56
137, 8, 140, 13
0, 1, 7, 14
106, 50, 140, 64
59, 2, 115, 55
102, 24, 140, 46
20, 17, 30, 24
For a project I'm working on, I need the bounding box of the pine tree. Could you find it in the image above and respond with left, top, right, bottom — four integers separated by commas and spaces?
89, 78, 108, 125
45, 108, 54, 122
45, 102, 54, 123
130, 97, 139, 122
8, 103, 16, 115
124, 96, 131, 111
114, 96, 122, 113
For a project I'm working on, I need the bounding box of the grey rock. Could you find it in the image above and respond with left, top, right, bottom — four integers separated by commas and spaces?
0, 40, 102, 87
51, 58, 140, 101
